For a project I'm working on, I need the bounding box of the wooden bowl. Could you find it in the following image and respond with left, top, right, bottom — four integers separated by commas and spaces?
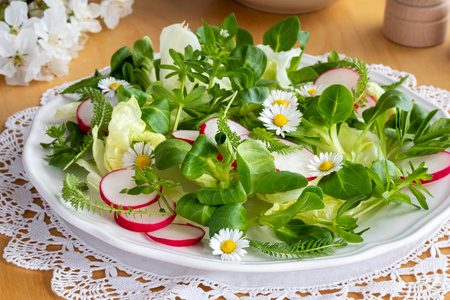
234, 0, 341, 14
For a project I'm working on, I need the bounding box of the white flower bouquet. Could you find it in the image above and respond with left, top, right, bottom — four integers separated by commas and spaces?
0, 0, 134, 85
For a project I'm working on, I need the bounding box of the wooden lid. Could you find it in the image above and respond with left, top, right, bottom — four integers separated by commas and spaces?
386, 0, 449, 22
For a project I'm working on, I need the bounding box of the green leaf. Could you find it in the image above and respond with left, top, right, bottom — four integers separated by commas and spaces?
230, 45, 267, 82
208, 203, 247, 237
181, 134, 218, 179
259, 185, 324, 229
236, 140, 276, 194
288, 66, 318, 85
318, 160, 372, 200
236, 28, 254, 45
318, 84, 353, 128
175, 193, 218, 226
220, 13, 238, 40
141, 99, 171, 135
154, 139, 192, 170
363, 89, 412, 124
61, 76, 105, 94
132, 36, 154, 67
409, 186, 428, 209
235, 86, 269, 104
197, 180, 246, 205
254, 171, 308, 194
116, 85, 148, 106
275, 221, 334, 245
110, 46, 132, 76
263, 16, 300, 52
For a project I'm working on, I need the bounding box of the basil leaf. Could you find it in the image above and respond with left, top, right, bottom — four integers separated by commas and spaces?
197, 180, 246, 205
236, 28, 254, 45
318, 84, 353, 128
154, 139, 192, 170
208, 203, 247, 237
141, 99, 170, 135
181, 134, 218, 179
110, 46, 132, 77
363, 89, 412, 124
263, 16, 300, 52
132, 36, 154, 67
254, 171, 308, 194
176, 193, 218, 226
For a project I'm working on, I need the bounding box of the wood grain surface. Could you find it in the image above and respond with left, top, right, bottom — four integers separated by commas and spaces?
1, 0, 449, 299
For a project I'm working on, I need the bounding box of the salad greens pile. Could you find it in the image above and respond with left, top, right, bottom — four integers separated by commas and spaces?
43, 14, 450, 260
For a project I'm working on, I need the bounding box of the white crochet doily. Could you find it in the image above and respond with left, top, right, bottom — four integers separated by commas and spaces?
1, 61, 450, 300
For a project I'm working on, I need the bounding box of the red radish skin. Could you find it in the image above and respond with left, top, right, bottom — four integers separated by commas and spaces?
115, 197, 176, 232
171, 130, 199, 145
145, 223, 205, 247
272, 138, 316, 181
76, 98, 94, 133
199, 117, 250, 141
100, 168, 159, 210
398, 151, 450, 184
314, 68, 360, 92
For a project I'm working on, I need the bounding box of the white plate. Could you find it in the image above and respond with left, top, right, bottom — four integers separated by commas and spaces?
23, 54, 450, 273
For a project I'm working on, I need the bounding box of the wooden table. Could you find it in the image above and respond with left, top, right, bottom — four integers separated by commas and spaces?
0, 0, 449, 298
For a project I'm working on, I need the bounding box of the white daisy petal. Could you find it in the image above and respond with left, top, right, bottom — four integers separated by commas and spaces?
98, 77, 131, 98
296, 83, 325, 97
263, 89, 298, 108
121, 141, 153, 169
209, 228, 249, 261
307, 152, 344, 177
258, 104, 302, 137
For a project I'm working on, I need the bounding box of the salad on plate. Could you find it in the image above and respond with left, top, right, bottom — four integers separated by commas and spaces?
40, 14, 450, 262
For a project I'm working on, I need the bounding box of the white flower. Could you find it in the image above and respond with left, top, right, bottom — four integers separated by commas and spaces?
258, 104, 302, 137
0, 29, 44, 85
100, 0, 134, 30
0, 1, 39, 36
307, 152, 343, 177
263, 89, 298, 109
209, 228, 249, 261
296, 83, 325, 97
121, 142, 153, 169
98, 77, 132, 98
70, 0, 102, 33
34, 52, 70, 81
219, 29, 229, 38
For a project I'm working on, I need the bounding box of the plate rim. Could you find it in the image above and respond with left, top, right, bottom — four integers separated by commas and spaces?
22, 53, 450, 273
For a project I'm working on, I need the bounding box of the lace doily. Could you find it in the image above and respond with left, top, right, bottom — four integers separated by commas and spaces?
1, 62, 450, 300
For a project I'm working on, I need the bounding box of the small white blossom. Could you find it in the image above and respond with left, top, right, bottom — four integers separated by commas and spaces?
307, 152, 344, 177
209, 228, 249, 261
121, 142, 154, 169
100, 0, 134, 30
98, 77, 132, 98
0, 1, 39, 36
219, 29, 229, 38
263, 89, 298, 108
259, 104, 302, 137
70, 0, 102, 33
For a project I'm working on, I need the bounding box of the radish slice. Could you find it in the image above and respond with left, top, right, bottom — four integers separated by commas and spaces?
314, 67, 359, 91
272, 138, 316, 181
115, 197, 176, 232
171, 130, 199, 145
199, 117, 250, 141
397, 151, 450, 184
100, 168, 159, 210
145, 223, 205, 247
355, 95, 377, 119
76, 98, 93, 133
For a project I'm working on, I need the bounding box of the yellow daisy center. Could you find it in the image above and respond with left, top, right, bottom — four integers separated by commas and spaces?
221, 240, 236, 254
109, 82, 121, 89
273, 114, 288, 127
319, 161, 334, 172
135, 155, 151, 169
307, 89, 318, 96
272, 99, 290, 107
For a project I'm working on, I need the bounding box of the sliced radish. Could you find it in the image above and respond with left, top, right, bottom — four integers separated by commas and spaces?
355, 95, 377, 119
171, 130, 199, 145
100, 168, 159, 210
397, 151, 450, 184
199, 117, 250, 141
272, 138, 316, 181
76, 98, 93, 133
114, 197, 176, 232
314, 67, 359, 91
145, 223, 205, 247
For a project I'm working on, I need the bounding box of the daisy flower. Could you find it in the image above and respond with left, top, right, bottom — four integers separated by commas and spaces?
121, 142, 153, 169
307, 152, 344, 177
296, 83, 325, 97
263, 89, 298, 108
258, 104, 302, 137
98, 77, 131, 98
209, 228, 249, 261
